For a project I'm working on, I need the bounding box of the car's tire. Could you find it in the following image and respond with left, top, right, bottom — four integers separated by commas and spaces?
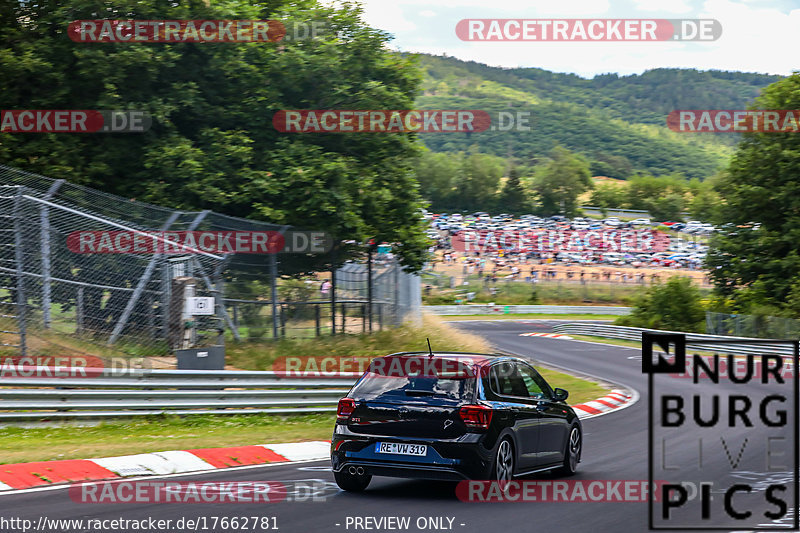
334, 468, 372, 492
491, 438, 515, 484
557, 424, 582, 476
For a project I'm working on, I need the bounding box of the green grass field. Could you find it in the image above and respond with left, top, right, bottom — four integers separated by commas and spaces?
423, 279, 647, 306
0, 414, 336, 464
0, 316, 609, 464
439, 313, 620, 321
224, 314, 494, 370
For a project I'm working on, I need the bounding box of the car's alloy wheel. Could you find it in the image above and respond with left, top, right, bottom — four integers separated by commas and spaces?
568, 427, 581, 470
559, 425, 581, 476
494, 439, 514, 483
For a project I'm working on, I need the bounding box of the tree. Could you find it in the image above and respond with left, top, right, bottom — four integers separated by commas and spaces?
531, 146, 592, 216
454, 153, 503, 210
589, 184, 627, 209
414, 55, 753, 179
589, 153, 633, 179
616, 277, 705, 332
688, 189, 722, 221
0, 0, 429, 271
415, 151, 460, 209
497, 167, 531, 214
625, 174, 687, 210
646, 192, 684, 222
708, 73, 800, 313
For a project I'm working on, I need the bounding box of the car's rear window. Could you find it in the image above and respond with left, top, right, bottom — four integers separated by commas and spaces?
350, 357, 477, 401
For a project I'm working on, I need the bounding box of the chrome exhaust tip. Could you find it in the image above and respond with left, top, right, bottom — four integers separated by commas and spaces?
348, 466, 358, 475
356, 467, 365, 475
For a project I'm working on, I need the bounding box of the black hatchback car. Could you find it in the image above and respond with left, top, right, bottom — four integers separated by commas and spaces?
330, 352, 582, 491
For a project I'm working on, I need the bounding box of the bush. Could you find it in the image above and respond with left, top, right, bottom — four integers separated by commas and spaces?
529, 286, 541, 304
616, 277, 705, 332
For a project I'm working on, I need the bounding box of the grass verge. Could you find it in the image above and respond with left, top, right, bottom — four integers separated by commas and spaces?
0, 317, 609, 464
568, 334, 642, 349
225, 314, 492, 370
0, 413, 335, 465
423, 280, 647, 306
439, 313, 620, 321
536, 368, 610, 405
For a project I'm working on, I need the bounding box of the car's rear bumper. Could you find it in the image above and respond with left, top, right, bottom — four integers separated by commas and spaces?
332, 460, 470, 481
330, 434, 492, 480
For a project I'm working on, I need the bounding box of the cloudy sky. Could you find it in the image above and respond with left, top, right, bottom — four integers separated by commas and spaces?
349, 0, 800, 78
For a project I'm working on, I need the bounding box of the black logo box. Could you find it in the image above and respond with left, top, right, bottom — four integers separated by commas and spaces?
643, 332, 800, 531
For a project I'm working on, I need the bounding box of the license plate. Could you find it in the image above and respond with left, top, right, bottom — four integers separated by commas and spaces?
375, 442, 427, 456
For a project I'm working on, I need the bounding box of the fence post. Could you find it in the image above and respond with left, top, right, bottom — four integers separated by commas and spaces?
160, 256, 170, 342
192, 256, 239, 341
107, 211, 181, 345
13, 190, 26, 356
147, 295, 155, 339
315, 305, 320, 337
39, 206, 51, 329
394, 262, 400, 327
212, 268, 226, 347
39, 179, 64, 331
280, 304, 286, 337
76, 286, 84, 335
362, 304, 366, 333
330, 251, 337, 336
270, 253, 279, 339
341, 303, 346, 334
367, 245, 373, 333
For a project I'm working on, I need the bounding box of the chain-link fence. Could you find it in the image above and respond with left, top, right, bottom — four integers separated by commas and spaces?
705, 311, 800, 339
224, 259, 420, 340
0, 165, 421, 359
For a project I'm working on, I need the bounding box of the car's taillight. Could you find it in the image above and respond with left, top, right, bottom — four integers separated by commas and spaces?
337, 398, 356, 423
459, 405, 493, 430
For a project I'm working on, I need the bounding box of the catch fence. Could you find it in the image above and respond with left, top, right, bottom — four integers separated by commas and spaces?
0, 165, 420, 359
705, 311, 800, 339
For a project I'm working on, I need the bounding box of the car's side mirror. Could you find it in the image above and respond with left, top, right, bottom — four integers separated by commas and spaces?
553, 388, 569, 401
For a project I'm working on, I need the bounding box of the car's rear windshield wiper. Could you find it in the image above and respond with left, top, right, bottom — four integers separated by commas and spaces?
403, 389, 436, 396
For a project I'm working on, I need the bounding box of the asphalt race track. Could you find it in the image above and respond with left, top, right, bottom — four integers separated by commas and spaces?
0, 320, 792, 533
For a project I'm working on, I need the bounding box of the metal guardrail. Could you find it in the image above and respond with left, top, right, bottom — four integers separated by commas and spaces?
579, 206, 690, 219
0, 368, 359, 421
553, 323, 797, 357
427, 305, 631, 316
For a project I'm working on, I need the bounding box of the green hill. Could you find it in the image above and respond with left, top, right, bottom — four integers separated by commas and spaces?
415, 55, 781, 179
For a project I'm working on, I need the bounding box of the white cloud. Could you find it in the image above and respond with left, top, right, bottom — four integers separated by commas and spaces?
353, 0, 800, 76
359, 0, 610, 16
632, 0, 694, 14
360, 2, 418, 34
694, 0, 800, 74
530, 0, 611, 16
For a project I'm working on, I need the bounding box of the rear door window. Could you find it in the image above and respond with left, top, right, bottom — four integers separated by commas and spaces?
489, 362, 529, 398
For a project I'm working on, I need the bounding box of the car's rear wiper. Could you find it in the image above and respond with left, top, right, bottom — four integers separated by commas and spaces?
403, 389, 436, 396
